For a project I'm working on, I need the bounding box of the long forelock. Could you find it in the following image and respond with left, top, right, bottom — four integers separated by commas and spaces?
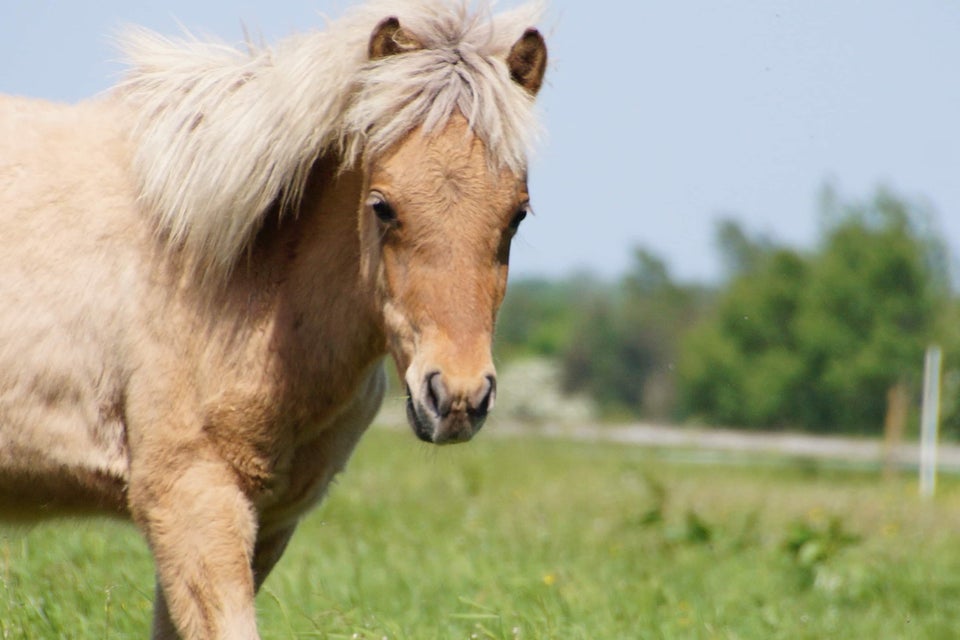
119, 0, 544, 284
342, 1, 545, 173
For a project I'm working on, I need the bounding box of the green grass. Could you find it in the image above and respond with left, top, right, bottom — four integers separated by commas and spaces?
3, 426, 960, 638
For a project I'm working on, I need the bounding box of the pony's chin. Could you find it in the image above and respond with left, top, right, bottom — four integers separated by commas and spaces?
405, 394, 484, 445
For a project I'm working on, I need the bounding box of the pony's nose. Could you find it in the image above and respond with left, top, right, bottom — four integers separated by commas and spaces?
426, 372, 496, 419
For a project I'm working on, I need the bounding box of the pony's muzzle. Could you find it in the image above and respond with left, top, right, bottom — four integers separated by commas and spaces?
406, 372, 496, 444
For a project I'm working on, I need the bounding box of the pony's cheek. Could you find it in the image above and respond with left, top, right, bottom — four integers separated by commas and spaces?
380, 298, 417, 377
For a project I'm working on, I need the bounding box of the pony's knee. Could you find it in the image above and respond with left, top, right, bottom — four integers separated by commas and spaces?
129, 456, 261, 639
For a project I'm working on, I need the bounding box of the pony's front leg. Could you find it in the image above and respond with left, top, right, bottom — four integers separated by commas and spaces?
253, 525, 297, 592
129, 452, 260, 640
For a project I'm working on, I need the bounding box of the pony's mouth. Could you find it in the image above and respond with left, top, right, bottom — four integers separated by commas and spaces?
405, 388, 434, 443
405, 384, 485, 445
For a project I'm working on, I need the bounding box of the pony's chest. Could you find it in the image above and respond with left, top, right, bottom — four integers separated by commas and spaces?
256, 365, 386, 529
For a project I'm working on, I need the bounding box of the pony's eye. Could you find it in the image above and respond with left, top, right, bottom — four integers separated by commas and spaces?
367, 193, 398, 226
509, 204, 530, 231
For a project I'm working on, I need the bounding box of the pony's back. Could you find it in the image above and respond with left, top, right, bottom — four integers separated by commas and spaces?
0, 95, 142, 514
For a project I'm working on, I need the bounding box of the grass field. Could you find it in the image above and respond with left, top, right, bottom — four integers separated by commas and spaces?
3, 425, 960, 639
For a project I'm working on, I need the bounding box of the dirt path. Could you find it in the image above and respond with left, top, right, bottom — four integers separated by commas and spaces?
499, 421, 960, 472
377, 396, 960, 471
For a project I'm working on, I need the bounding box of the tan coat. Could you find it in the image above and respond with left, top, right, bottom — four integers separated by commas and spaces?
0, 1, 546, 637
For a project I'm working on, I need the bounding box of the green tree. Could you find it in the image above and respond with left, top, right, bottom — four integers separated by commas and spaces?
495, 276, 589, 360
679, 187, 951, 433
680, 246, 809, 427
795, 189, 948, 430
715, 217, 776, 278
935, 299, 960, 438
562, 248, 709, 419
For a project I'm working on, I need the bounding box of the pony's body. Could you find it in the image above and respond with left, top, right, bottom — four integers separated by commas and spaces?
0, 96, 380, 528
0, 1, 547, 637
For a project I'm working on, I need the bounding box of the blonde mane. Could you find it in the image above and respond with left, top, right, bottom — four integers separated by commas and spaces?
119, 0, 544, 281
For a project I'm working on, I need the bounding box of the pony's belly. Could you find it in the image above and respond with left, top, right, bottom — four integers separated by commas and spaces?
0, 374, 130, 518
0, 464, 128, 519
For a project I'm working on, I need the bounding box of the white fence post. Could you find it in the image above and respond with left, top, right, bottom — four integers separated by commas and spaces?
920, 345, 942, 499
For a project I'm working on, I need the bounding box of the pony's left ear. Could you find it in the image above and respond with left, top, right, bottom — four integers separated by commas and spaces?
369, 17, 422, 59
507, 29, 548, 96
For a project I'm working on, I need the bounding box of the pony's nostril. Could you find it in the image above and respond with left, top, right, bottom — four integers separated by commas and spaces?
426, 372, 449, 417
471, 375, 496, 418
424, 372, 496, 420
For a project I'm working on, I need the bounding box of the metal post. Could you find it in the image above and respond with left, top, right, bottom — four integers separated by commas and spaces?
920, 346, 942, 499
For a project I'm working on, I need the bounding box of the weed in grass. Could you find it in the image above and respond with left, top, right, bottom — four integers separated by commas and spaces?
635, 472, 667, 528
783, 513, 861, 590
680, 510, 713, 546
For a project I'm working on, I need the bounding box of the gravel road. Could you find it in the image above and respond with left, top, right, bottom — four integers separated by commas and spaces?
518, 422, 960, 472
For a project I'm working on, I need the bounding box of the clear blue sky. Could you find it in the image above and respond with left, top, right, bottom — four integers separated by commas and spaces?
4, 1, 959, 283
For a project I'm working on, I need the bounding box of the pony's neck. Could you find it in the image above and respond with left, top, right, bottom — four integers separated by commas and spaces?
267, 155, 386, 407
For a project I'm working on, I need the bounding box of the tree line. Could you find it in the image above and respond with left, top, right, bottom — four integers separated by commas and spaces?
495, 186, 960, 436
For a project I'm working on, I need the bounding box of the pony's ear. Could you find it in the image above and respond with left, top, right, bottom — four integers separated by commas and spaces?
369, 17, 422, 59
507, 29, 548, 96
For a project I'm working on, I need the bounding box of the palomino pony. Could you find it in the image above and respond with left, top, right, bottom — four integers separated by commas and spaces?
0, 0, 547, 637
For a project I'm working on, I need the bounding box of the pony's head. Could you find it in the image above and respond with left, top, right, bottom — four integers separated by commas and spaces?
356, 15, 547, 444
121, 0, 547, 444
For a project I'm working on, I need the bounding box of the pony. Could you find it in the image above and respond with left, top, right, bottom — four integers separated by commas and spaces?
0, 0, 547, 637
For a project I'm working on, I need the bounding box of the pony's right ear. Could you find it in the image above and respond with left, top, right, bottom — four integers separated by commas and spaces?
369, 17, 422, 59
